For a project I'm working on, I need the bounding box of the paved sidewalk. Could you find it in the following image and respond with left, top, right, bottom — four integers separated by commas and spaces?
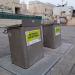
0, 67, 13, 75
0, 42, 72, 75
50, 26, 75, 75
0, 26, 75, 75
0, 28, 10, 58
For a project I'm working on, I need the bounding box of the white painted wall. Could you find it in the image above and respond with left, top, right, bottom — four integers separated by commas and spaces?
0, 19, 22, 27
53, 6, 73, 18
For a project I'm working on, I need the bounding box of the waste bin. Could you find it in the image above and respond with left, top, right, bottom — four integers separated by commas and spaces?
7, 19, 44, 69
43, 23, 61, 49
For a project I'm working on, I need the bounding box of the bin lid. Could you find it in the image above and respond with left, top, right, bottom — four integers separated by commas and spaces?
22, 19, 42, 27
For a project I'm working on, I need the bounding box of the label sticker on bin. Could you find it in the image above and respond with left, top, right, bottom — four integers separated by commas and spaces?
55, 26, 61, 36
25, 29, 41, 46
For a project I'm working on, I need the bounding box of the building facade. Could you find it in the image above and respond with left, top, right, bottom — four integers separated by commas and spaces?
28, 1, 55, 24
0, 0, 27, 14
0, 0, 27, 27
53, 6, 73, 20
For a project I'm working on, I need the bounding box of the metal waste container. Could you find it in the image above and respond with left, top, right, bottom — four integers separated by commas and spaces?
43, 23, 61, 49
7, 19, 44, 69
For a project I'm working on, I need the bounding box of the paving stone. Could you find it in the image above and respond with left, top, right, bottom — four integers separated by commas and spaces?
0, 29, 10, 58
0, 67, 14, 75
69, 64, 75, 75
50, 47, 75, 75
49, 26, 75, 75
0, 42, 72, 75
0, 54, 61, 75
44, 43, 73, 55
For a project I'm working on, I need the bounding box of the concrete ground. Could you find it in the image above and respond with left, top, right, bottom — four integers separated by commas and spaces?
67, 17, 75, 26
49, 26, 75, 75
0, 26, 75, 75
0, 28, 13, 75
50, 26, 75, 75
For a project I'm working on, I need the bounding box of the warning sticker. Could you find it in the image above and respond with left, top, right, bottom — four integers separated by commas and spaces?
55, 26, 61, 36
25, 29, 41, 46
